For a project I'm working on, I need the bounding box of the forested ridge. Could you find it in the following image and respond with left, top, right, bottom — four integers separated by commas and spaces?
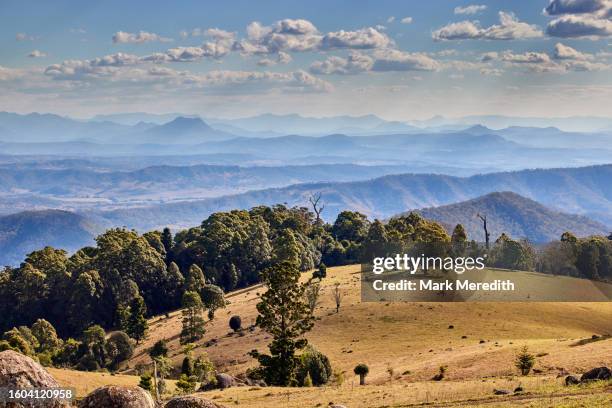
0, 203, 610, 374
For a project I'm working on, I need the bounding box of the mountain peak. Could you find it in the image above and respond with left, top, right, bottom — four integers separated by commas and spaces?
161, 116, 211, 130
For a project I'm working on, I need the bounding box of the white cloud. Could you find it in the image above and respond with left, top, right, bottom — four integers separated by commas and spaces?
480, 51, 499, 61
112, 31, 172, 44
433, 11, 543, 41
454, 5, 487, 15
320, 27, 392, 50
28, 50, 47, 58
546, 14, 612, 38
310, 49, 439, 74
387, 16, 395, 23
553, 42, 594, 59
0, 66, 23, 81
400, 16, 414, 24
15, 33, 35, 41
309, 53, 374, 74
371, 49, 440, 71
500, 51, 552, 63
277, 51, 292, 64
480, 67, 503, 76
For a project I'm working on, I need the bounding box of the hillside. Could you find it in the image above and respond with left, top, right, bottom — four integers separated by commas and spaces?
415, 192, 608, 242
0, 210, 100, 266
119, 264, 612, 407
101, 164, 612, 230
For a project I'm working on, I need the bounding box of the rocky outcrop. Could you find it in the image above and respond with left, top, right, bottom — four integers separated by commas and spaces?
164, 395, 228, 408
0, 350, 71, 408
564, 375, 580, 385
78, 386, 154, 408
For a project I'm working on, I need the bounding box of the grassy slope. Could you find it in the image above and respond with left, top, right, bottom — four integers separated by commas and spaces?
54, 265, 612, 406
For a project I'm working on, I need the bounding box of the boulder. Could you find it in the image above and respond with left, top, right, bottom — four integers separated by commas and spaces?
164, 395, 228, 408
493, 389, 510, 395
565, 375, 580, 386
580, 367, 611, 382
78, 386, 154, 408
215, 373, 236, 389
0, 350, 71, 408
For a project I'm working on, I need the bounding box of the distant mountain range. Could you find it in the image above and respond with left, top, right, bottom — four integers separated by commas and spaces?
2, 189, 607, 266
99, 164, 612, 230
415, 192, 608, 242
0, 210, 100, 266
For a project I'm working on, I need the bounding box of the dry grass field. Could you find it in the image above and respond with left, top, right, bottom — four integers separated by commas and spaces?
52, 265, 612, 406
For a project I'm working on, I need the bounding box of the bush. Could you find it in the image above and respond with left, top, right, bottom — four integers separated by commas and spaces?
138, 373, 154, 393
149, 339, 168, 358
105, 331, 134, 369
296, 346, 332, 386
229, 315, 242, 332
515, 346, 535, 375
175, 374, 197, 394
181, 356, 193, 376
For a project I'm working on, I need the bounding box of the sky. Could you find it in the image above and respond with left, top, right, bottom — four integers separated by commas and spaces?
1, 0, 611, 120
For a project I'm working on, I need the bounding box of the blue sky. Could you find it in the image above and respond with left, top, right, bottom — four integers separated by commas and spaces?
1, 0, 611, 119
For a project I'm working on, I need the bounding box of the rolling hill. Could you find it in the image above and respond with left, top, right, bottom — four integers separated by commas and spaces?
0, 210, 100, 266
100, 164, 612, 231
415, 192, 608, 242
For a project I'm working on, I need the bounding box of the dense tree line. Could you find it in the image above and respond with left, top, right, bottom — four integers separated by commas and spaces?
1, 203, 609, 361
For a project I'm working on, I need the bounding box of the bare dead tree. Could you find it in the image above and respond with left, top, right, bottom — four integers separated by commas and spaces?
309, 193, 325, 224
332, 282, 342, 313
477, 213, 490, 250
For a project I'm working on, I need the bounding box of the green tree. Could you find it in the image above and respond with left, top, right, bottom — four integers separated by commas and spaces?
126, 295, 148, 343
175, 374, 197, 394
181, 355, 193, 376
250, 262, 315, 386
201, 284, 225, 320
185, 265, 206, 293
161, 227, 174, 254
180, 291, 206, 344
31, 319, 62, 354
515, 346, 535, 375
105, 331, 134, 370
273, 228, 301, 266
149, 339, 169, 358
81, 325, 107, 369
332, 211, 370, 242
229, 315, 242, 332
138, 373, 154, 393
354, 363, 369, 385
193, 353, 215, 384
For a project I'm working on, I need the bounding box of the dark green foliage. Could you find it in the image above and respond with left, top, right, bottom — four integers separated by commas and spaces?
105, 331, 133, 370
354, 363, 369, 385
149, 339, 168, 358
138, 373, 154, 393
181, 356, 193, 376
175, 374, 197, 394
126, 295, 148, 343
296, 346, 332, 386
332, 211, 370, 242
490, 234, 535, 271
185, 264, 206, 293
515, 346, 535, 375
180, 291, 206, 344
250, 262, 314, 386
229, 315, 242, 332
200, 284, 225, 320
313, 263, 327, 280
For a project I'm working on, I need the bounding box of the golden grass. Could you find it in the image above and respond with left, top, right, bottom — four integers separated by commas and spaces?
53, 265, 612, 406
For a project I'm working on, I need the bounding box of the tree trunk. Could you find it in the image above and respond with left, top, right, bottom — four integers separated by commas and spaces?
359, 374, 365, 385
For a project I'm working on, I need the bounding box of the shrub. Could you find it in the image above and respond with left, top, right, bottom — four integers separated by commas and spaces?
181, 356, 193, 376
296, 346, 332, 386
138, 373, 154, 393
105, 331, 134, 369
175, 374, 197, 394
229, 315, 242, 332
149, 339, 169, 358
515, 346, 535, 375
432, 365, 446, 381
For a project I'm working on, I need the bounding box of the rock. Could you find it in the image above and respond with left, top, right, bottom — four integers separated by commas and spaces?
215, 373, 236, 389
329, 405, 347, 408
565, 375, 580, 385
0, 350, 71, 408
493, 389, 510, 395
513, 386, 524, 393
164, 395, 228, 408
580, 367, 611, 382
79, 386, 154, 408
